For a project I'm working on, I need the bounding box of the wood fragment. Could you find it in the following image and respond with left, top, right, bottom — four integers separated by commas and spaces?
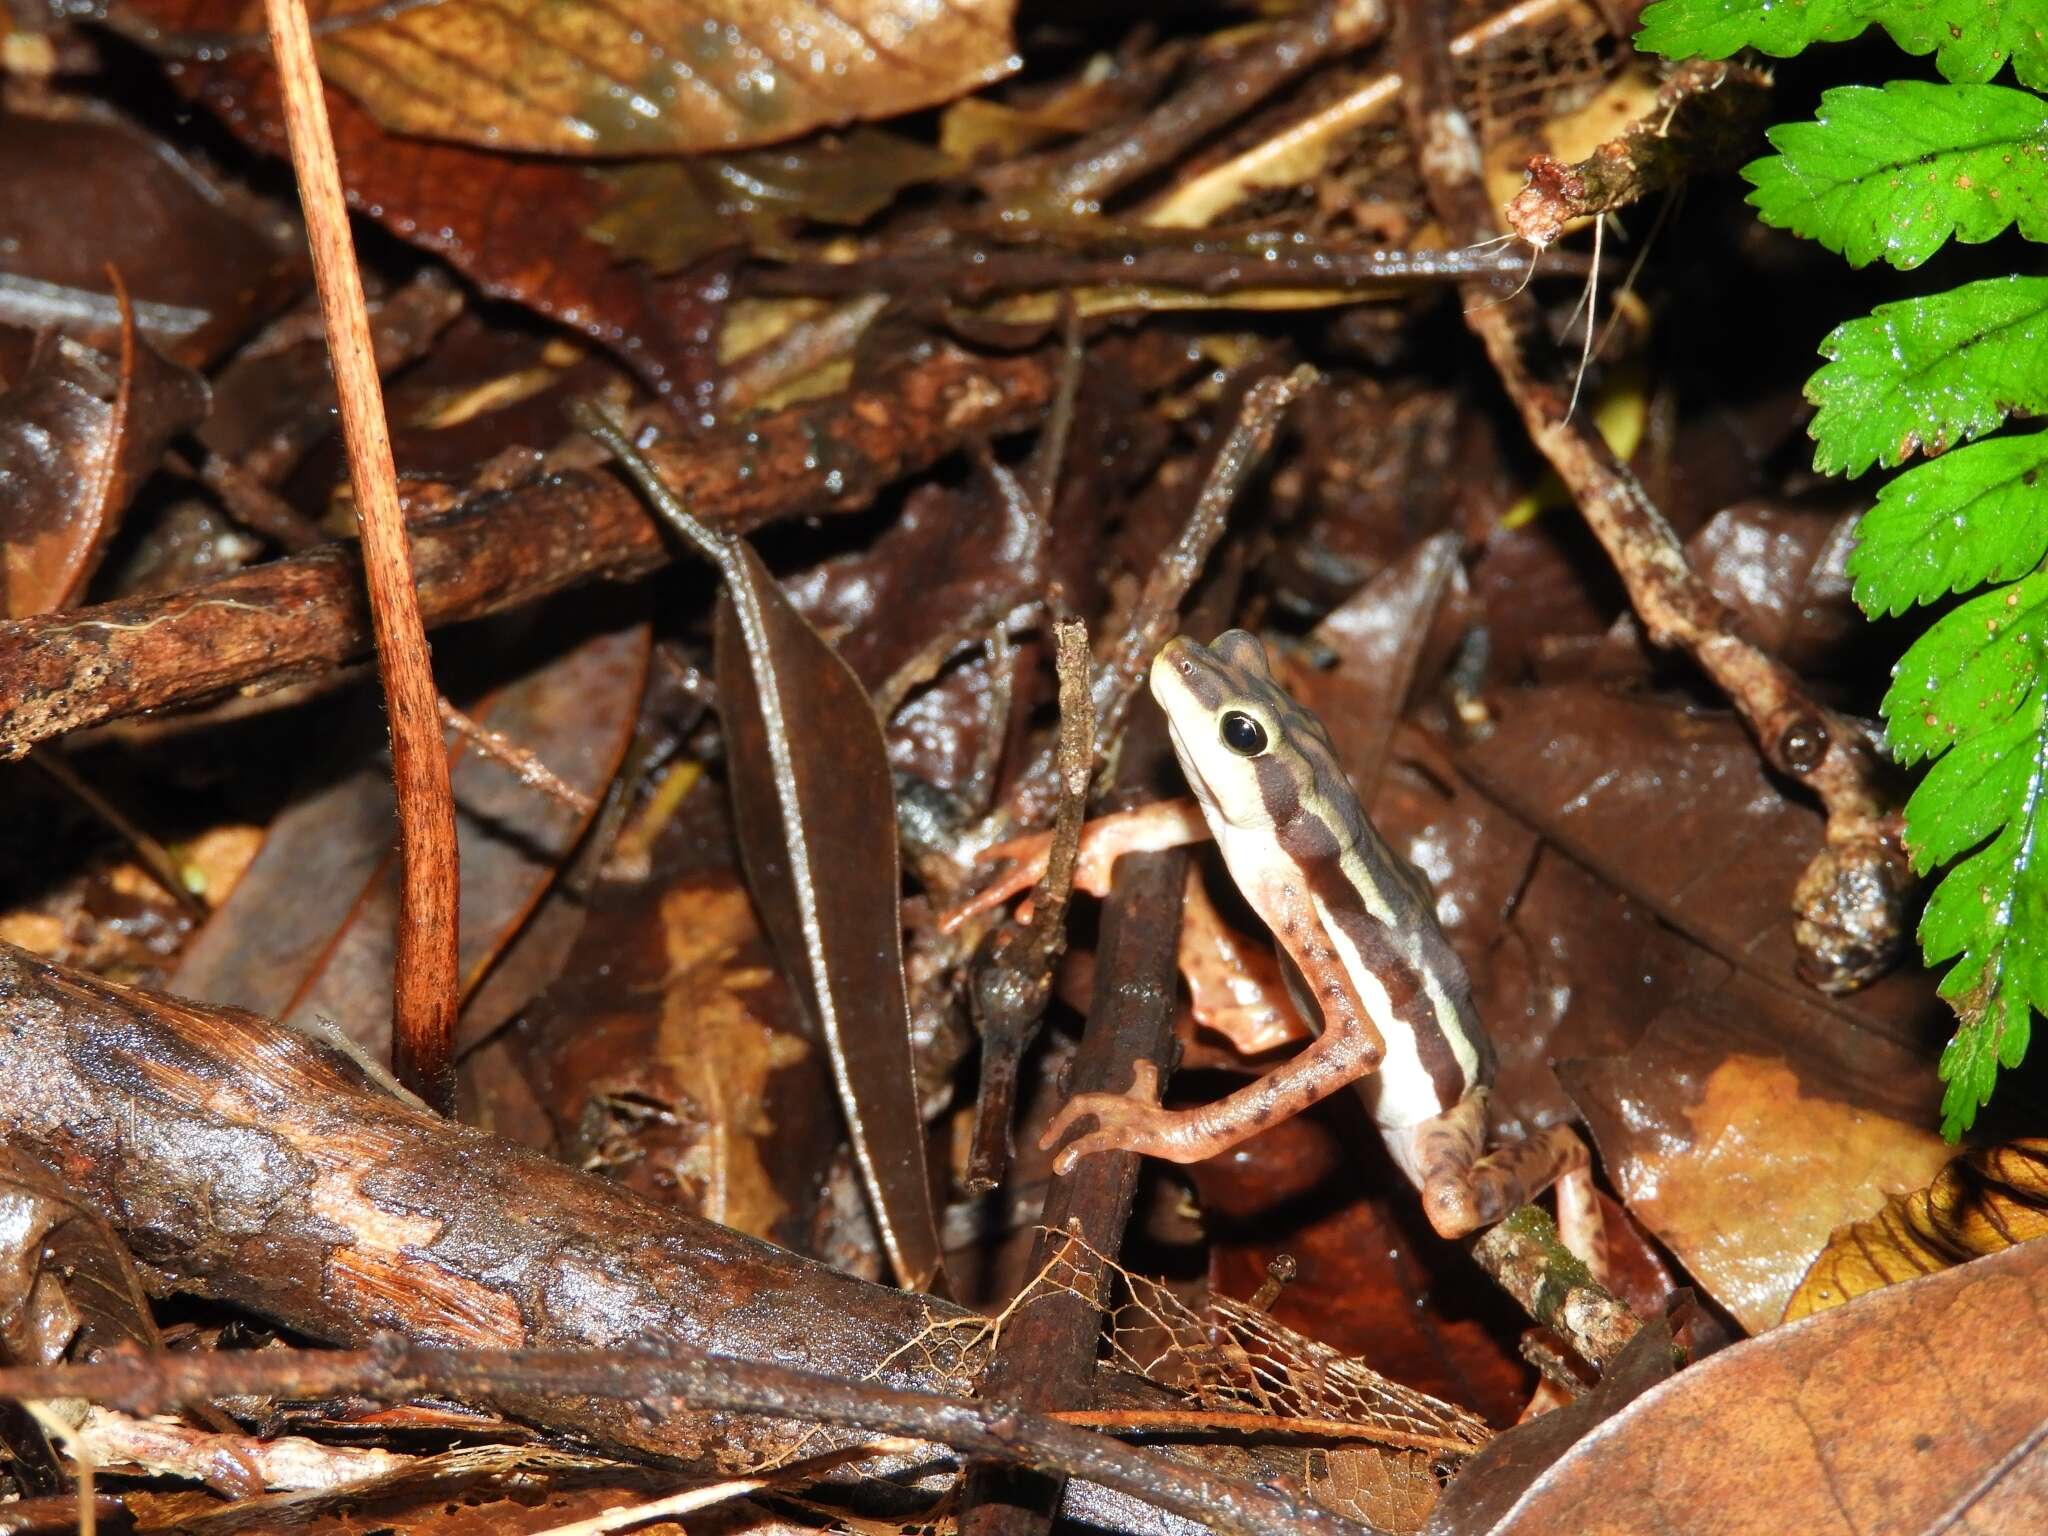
1472, 1207, 1642, 1370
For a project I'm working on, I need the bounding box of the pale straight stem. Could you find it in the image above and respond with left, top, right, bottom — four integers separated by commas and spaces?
261, 0, 460, 1111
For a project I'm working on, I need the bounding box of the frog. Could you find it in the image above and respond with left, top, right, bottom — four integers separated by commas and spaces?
953, 629, 1600, 1254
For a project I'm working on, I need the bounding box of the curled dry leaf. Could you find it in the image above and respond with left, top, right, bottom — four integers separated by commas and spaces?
0, 333, 209, 619
147, 0, 1016, 155
0, 1142, 159, 1365
1786, 1139, 2048, 1323
1482, 1240, 2048, 1536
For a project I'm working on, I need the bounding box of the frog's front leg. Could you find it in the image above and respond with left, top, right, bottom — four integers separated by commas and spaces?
940, 799, 1211, 932
1399, 1092, 1607, 1280
1041, 882, 1385, 1173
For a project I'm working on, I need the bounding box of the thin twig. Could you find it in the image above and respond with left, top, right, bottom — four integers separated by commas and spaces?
1390, 0, 1907, 990
1090, 364, 1318, 762
0, 1343, 1356, 1536
27, 753, 208, 921
981, 0, 1378, 215
437, 697, 597, 817
526, 1444, 902, 1536
262, 0, 459, 1107
965, 618, 1096, 1193
1145, 0, 1580, 228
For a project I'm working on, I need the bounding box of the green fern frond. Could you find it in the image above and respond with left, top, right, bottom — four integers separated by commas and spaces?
1809, 275, 2048, 476
1847, 430, 2048, 615
1745, 82, 2048, 269
1638, 0, 2048, 91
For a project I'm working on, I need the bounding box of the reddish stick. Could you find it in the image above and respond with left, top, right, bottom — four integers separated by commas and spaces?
260, 0, 460, 1110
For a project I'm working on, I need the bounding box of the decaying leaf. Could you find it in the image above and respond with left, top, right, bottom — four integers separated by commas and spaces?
0, 332, 208, 618
521, 778, 836, 1248
1484, 1242, 2048, 1535
145, 23, 728, 392
170, 612, 649, 1055
588, 128, 958, 271
147, 0, 1016, 156
0, 102, 299, 369
1426, 1317, 1679, 1536
0, 1142, 159, 1365
1786, 1138, 2048, 1322
715, 543, 946, 1293
1562, 992, 1953, 1334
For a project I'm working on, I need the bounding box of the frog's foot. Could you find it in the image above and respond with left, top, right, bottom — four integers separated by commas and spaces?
939, 801, 1212, 935
937, 832, 1056, 934
1039, 1062, 1184, 1174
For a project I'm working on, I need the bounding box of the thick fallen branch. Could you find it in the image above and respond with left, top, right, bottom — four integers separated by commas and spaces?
0, 944, 1342, 1535
0, 345, 1058, 756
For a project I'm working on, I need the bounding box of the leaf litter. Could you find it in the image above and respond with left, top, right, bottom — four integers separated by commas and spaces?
0, 2, 2041, 1533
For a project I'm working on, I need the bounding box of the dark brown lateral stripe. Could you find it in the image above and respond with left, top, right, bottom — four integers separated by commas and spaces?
1169, 628, 1482, 1110
1251, 718, 1473, 1110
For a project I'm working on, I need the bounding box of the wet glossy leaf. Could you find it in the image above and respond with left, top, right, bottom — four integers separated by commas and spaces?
1638, 0, 2048, 92
589, 128, 958, 271
1483, 1242, 2048, 1535
1809, 274, 2048, 477
1561, 988, 1951, 1334
0, 1142, 159, 1364
0, 103, 298, 369
149, 0, 1016, 156
144, 28, 726, 393
1848, 429, 2048, 617
1786, 1139, 2048, 1321
1457, 686, 1941, 1046
171, 610, 649, 1057
1745, 83, 2048, 271
715, 544, 946, 1292
0, 334, 209, 619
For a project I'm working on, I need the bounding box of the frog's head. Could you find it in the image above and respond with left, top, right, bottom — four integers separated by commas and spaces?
1149, 630, 1346, 836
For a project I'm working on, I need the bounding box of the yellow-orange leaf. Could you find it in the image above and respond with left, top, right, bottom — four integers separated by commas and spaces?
1785, 1139, 2048, 1322
284, 0, 1019, 155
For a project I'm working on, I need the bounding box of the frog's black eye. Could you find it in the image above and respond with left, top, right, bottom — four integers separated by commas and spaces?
1220, 711, 1267, 756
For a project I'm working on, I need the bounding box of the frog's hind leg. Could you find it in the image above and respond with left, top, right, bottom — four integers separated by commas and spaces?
1405, 1094, 1608, 1284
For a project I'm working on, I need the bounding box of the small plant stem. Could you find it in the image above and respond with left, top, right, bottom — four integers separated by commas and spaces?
1392, 0, 1906, 989
262, 0, 459, 1110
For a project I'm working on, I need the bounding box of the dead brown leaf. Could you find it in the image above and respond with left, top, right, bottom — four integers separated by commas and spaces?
147, 0, 1016, 155
0, 1143, 159, 1365
715, 542, 946, 1292
1787, 1140, 2048, 1323
0, 333, 208, 618
1481, 1241, 2048, 1535
170, 610, 649, 1054
1562, 990, 1952, 1334
588, 128, 958, 271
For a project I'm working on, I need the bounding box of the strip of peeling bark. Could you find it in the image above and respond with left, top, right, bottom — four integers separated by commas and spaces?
0, 345, 1058, 757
